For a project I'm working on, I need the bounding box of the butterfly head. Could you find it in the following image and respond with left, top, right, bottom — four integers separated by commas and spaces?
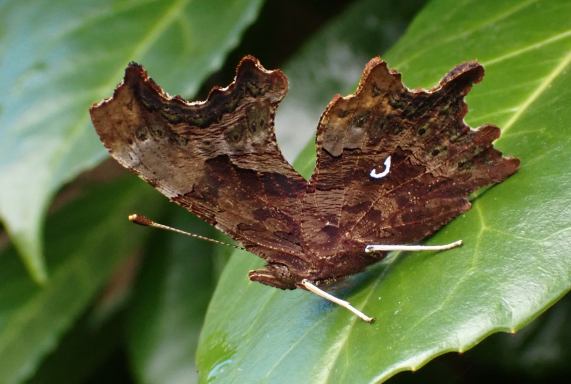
248, 260, 347, 290
248, 263, 299, 290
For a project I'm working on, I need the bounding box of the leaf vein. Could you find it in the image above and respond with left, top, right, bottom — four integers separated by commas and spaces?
502, 49, 571, 133
483, 28, 571, 67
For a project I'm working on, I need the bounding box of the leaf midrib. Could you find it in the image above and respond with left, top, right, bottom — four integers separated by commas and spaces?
501, 49, 571, 133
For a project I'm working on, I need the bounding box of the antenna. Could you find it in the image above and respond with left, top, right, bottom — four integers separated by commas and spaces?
128, 214, 245, 251
301, 279, 375, 323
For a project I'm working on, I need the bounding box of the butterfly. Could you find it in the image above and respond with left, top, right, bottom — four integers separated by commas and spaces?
90, 56, 519, 322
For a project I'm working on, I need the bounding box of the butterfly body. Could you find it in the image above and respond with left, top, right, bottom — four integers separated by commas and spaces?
90, 56, 519, 292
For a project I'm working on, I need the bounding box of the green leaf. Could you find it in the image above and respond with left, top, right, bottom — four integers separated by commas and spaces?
26, 310, 128, 384
0, 0, 264, 283
196, 0, 571, 382
0, 178, 161, 384
127, 209, 217, 384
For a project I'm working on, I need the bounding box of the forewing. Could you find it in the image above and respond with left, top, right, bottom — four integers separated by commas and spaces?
303, 58, 519, 259
90, 57, 307, 265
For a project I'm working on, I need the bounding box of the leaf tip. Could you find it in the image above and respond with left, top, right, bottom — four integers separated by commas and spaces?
9, 226, 49, 285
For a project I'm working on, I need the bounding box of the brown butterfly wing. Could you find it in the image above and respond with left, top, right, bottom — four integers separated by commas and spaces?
302, 58, 519, 279
90, 57, 308, 269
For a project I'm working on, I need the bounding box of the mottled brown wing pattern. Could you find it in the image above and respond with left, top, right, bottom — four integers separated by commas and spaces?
303, 57, 519, 278
90, 56, 309, 272
91, 55, 519, 294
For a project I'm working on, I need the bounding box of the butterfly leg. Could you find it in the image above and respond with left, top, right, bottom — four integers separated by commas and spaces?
364, 240, 462, 253
301, 279, 374, 323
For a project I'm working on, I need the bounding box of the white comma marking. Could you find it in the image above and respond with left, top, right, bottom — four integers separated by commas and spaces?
370, 155, 391, 179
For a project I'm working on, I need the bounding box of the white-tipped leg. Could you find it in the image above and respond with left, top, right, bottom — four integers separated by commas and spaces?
365, 240, 462, 253
301, 279, 374, 323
